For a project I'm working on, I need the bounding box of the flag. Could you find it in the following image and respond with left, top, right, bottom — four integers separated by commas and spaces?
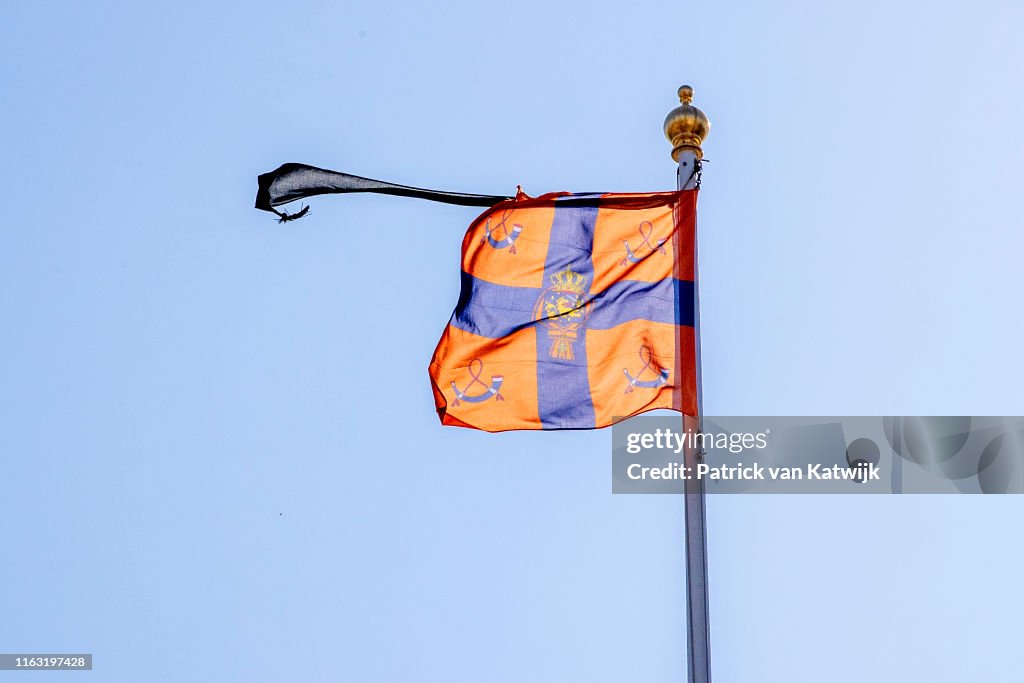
429, 188, 698, 431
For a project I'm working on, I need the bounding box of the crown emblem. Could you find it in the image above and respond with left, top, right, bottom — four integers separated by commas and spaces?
534, 268, 590, 361
549, 269, 586, 295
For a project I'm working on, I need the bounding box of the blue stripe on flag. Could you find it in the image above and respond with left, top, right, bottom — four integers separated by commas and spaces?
450, 274, 693, 338
536, 198, 599, 429
451, 273, 541, 338
587, 278, 694, 329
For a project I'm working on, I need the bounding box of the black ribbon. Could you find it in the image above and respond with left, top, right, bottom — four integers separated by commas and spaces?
255, 163, 513, 222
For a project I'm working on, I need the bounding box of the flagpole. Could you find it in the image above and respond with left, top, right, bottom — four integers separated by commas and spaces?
665, 85, 711, 683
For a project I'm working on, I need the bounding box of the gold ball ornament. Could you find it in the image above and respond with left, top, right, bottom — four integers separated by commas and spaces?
663, 85, 710, 161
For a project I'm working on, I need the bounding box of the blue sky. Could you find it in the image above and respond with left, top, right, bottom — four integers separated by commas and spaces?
2, 1, 1023, 681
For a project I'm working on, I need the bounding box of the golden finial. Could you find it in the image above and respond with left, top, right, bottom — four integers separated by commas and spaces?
664, 84, 710, 161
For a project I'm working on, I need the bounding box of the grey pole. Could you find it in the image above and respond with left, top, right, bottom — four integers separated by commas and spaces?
665, 85, 711, 683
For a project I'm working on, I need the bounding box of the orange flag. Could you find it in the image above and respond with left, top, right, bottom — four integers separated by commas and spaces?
429, 188, 697, 431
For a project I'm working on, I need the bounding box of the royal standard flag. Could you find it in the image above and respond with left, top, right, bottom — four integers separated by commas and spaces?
429, 188, 698, 432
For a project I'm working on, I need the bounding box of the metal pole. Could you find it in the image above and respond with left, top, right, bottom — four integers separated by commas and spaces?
665, 86, 711, 683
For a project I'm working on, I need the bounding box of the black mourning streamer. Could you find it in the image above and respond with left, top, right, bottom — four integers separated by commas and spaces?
255, 163, 512, 222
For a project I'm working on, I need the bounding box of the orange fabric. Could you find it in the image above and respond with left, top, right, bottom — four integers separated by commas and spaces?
585, 319, 681, 428
462, 201, 555, 289
429, 189, 699, 431
430, 325, 541, 431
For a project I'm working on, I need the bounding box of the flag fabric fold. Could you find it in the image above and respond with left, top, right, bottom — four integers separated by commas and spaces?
429, 188, 698, 432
